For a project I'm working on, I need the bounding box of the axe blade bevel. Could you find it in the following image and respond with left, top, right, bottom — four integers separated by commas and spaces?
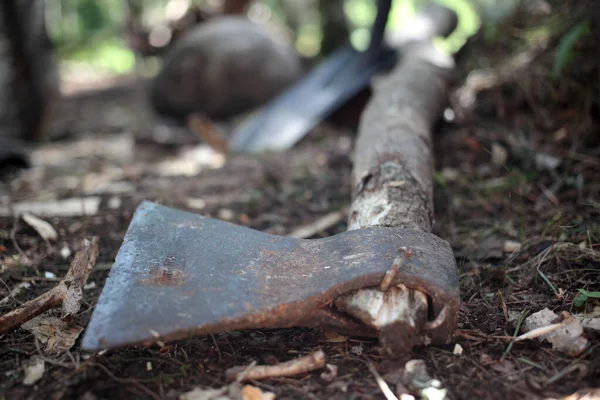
81, 201, 458, 351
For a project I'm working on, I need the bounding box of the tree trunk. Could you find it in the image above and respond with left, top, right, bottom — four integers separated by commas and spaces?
319, 0, 349, 57
0, 0, 59, 145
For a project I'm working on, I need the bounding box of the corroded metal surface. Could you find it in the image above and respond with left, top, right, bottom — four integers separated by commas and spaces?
82, 201, 458, 351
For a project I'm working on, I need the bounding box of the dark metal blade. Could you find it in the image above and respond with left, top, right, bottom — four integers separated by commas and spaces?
81, 201, 458, 351
228, 45, 397, 153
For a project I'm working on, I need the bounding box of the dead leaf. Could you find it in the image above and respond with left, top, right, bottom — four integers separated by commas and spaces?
22, 356, 45, 386
575, 309, 600, 331
22, 213, 58, 241
323, 330, 348, 343
21, 314, 84, 355
522, 308, 588, 356
242, 385, 275, 400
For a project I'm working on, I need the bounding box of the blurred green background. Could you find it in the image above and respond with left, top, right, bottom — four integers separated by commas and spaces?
47, 0, 487, 77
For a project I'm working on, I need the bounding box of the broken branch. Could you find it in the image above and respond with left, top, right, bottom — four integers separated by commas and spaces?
226, 349, 326, 382
0, 237, 99, 335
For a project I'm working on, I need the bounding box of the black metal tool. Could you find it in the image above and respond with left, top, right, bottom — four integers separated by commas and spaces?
228, 0, 395, 153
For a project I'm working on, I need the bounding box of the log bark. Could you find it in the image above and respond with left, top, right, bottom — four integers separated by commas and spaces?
348, 17, 456, 232
340, 5, 458, 357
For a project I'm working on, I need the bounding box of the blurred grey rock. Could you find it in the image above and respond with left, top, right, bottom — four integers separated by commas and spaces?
150, 16, 303, 121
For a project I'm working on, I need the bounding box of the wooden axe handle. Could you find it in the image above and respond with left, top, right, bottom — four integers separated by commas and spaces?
341, 5, 459, 356
349, 5, 457, 232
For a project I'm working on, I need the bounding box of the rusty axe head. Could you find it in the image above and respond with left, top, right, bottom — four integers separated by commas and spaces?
81, 201, 458, 352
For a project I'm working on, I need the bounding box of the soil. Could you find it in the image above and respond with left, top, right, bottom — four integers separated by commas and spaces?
1, 19, 599, 400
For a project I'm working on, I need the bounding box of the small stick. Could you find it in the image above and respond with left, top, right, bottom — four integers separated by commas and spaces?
187, 113, 229, 154
288, 211, 345, 239
0, 237, 99, 335
226, 349, 326, 382
514, 312, 575, 342
367, 361, 399, 400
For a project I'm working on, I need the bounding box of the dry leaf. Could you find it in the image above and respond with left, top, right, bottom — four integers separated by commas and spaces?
21, 314, 84, 355
522, 308, 588, 357
575, 307, 600, 331
22, 213, 58, 241
323, 330, 348, 343
242, 385, 275, 400
22, 356, 45, 385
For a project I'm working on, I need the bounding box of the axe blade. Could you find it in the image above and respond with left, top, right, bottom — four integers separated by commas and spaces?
81, 201, 458, 351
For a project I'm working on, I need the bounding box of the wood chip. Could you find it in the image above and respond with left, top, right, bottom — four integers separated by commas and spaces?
22, 213, 58, 241
22, 356, 45, 386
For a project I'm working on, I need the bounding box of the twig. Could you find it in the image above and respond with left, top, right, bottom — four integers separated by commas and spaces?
90, 362, 161, 400
366, 361, 399, 400
0, 279, 29, 306
210, 333, 222, 361
502, 309, 529, 360
514, 322, 565, 342
187, 113, 229, 154
497, 289, 508, 322
10, 215, 30, 264
0, 237, 99, 335
288, 211, 345, 239
226, 349, 326, 382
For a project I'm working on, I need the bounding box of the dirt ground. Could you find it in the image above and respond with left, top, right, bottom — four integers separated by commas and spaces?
1, 19, 600, 400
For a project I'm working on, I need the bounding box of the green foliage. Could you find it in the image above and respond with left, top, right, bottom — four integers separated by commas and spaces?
552, 21, 591, 78
65, 37, 136, 75
75, 0, 107, 34
574, 288, 600, 308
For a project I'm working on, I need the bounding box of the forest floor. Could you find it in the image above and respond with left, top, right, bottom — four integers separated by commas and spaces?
1, 17, 600, 400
